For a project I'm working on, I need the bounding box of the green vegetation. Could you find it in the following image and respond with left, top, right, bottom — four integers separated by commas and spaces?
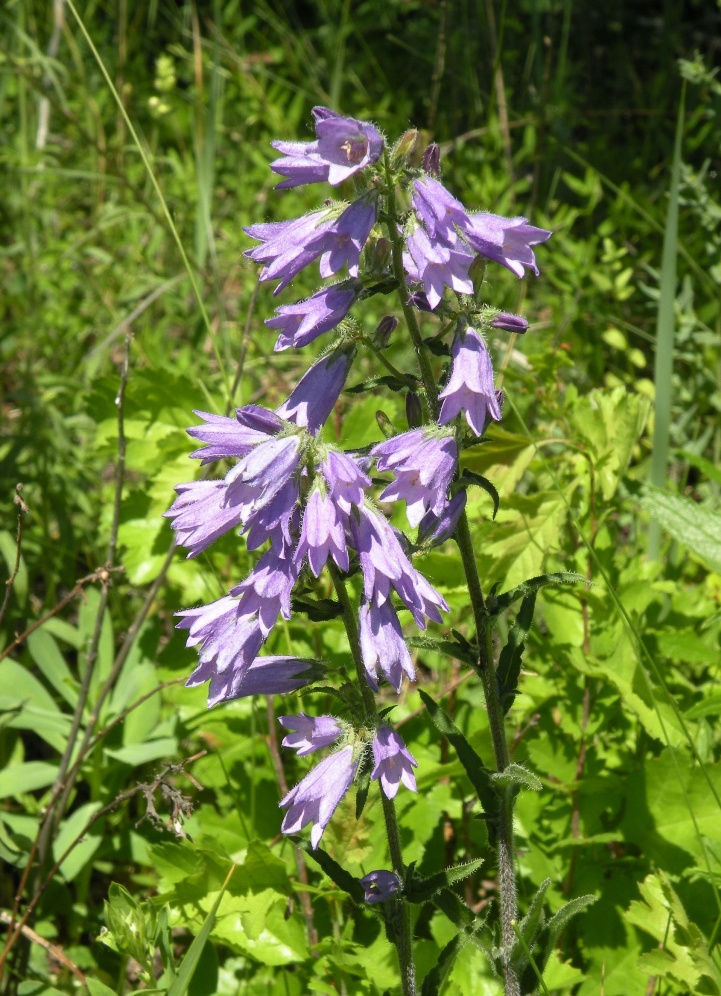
1, 1, 720, 994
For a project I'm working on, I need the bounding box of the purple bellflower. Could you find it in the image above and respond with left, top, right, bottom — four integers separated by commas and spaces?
224, 434, 302, 519
438, 326, 502, 436
417, 489, 467, 546
403, 226, 474, 310
269, 139, 330, 190
230, 542, 300, 637
371, 726, 418, 799
275, 346, 354, 434
177, 596, 264, 707
360, 870, 401, 903
294, 485, 350, 576
412, 176, 470, 246
462, 213, 551, 278
265, 283, 358, 351
244, 210, 333, 294
186, 409, 273, 465
359, 595, 416, 692
279, 713, 344, 756
243, 478, 299, 552
280, 745, 359, 848
165, 480, 243, 558
372, 428, 457, 527
320, 449, 371, 514
305, 196, 378, 278
232, 656, 320, 698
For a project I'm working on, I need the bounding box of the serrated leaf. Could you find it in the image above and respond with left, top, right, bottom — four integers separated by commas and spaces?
406, 635, 476, 666
639, 485, 721, 574
491, 764, 542, 793
490, 572, 588, 614
497, 590, 537, 713
459, 469, 500, 519
406, 858, 484, 904
545, 894, 597, 945
431, 886, 476, 930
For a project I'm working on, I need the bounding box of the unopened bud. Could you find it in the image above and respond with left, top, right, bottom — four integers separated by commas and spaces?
422, 143, 440, 177
495, 389, 505, 412
393, 129, 419, 167
369, 237, 391, 273
468, 255, 486, 298
373, 315, 398, 348
490, 312, 529, 334
375, 410, 395, 439
405, 391, 422, 428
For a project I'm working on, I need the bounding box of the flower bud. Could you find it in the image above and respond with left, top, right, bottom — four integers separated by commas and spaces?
373, 315, 398, 348
468, 255, 487, 299
375, 410, 395, 439
405, 391, 423, 429
490, 312, 529, 334
422, 143, 440, 177
393, 129, 420, 166
360, 870, 401, 903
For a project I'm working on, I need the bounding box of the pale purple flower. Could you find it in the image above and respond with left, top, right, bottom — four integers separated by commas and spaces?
232, 656, 320, 697
230, 543, 300, 636
244, 210, 332, 294
489, 312, 529, 334
224, 434, 302, 520
320, 450, 371, 514
372, 428, 457, 527
361, 870, 401, 903
462, 213, 551, 278
269, 139, 330, 189
359, 595, 415, 692
412, 176, 470, 246
165, 480, 243, 557
403, 226, 474, 310
265, 283, 358, 351
275, 346, 354, 434
305, 196, 377, 278
279, 713, 344, 756
294, 486, 350, 576
244, 478, 299, 551
280, 745, 358, 848
417, 490, 467, 546
177, 596, 264, 707
438, 327, 502, 436
187, 410, 274, 464
371, 726, 418, 799
236, 405, 286, 435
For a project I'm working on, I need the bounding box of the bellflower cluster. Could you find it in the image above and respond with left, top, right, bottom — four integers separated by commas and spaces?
170, 105, 550, 864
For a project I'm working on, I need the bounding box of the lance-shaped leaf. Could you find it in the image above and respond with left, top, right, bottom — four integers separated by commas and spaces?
491, 763, 542, 794
509, 877, 551, 976
405, 858, 484, 904
297, 839, 366, 904
291, 594, 343, 621
431, 886, 476, 930
488, 572, 588, 615
545, 894, 597, 947
421, 919, 489, 996
496, 590, 536, 713
419, 690, 499, 834
347, 374, 416, 394
458, 468, 500, 519
406, 634, 477, 667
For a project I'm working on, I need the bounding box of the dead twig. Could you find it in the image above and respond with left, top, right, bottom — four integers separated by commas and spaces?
0, 485, 29, 630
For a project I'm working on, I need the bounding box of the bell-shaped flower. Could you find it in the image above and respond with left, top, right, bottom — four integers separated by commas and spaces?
280, 745, 359, 848
165, 480, 243, 558
412, 176, 470, 246
403, 226, 474, 310
462, 213, 551, 278
269, 139, 330, 189
417, 490, 467, 546
438, 326, 502, 436
230, 542, 300, 636
371, 726, 418, 799
224, 434, 302, 522
360, 870, 401, 904
372, 428, 457, 528
320, 449, 371, 514
244, 210, 333, 295
359, 595, 415, 692
294, 485, 350, 576
305, 196, 377, 278
244, 478, 299, 552
279, 713, 344, 756
232, 656, 320, 698
186, 410, 274, 465
265, 283, 358, 351
275, 346, 355, 434
489, 311, 529, 334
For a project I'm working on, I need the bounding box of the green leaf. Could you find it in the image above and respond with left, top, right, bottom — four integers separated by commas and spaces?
421, 926, 480, 996
491, 764, 542, 793
406, 635, 477, 666
489, 572, 588, 614
0, 761, 58, 799
418, 690, 499, 831
346, 374, 411, 394
510, 878, 550, 973
105, 737, 178, 767
678, 449, 721, 487
167, 864, 235, 996
639, 485, 721, 574
0, 529, 28, 608
299, 840, 366, 904
26, 629, 79, 706
496, 590, 537, 713
458, 469, 500, 519
86, 981, 118, 996
406, 858, 484, 904
431, 887, 476, 931
545, 894, 597, 946
290, 595, 343, 621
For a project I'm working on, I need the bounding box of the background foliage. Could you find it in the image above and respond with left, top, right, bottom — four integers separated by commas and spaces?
1, 0, 721, 993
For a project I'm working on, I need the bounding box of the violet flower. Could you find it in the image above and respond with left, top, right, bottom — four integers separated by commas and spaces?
412, 176, 470, 246
269, 139, 331, 190
371, 726, 418, 799
305, 196, 377, 278
186, 409, 273, 464
230, 542, 300, 636
165, 480, 243, 558
403, 226, 474, 310
320, 449, 371, 513
417, 489, 467, 546
224, 434, 302, 519
177, 596, 264, 707
244, 478, 299, 552
275, 346, 354, 434
438, 326, 502, 436
294, 485, 350, 576
360, 870, 401, 904
265, 283, 358, 351
279, 713, 344, 756
462, 213, 551, 278
489, 311, 529, 334
372, 428, 457, 527
232, 656, 320, 698
244, 210, 333, 294
280, 745, 359, 848
359, 595, 416, 692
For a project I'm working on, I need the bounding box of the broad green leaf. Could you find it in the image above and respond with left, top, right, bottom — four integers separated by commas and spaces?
27, 629, 79, 706
105, 736, 178, 766
54, 801, 102, 881
86, 981, 118, 996
0, 761, 58, 799
639, 486, 721, 574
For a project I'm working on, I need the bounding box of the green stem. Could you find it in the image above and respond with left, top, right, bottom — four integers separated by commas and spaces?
329, 565, 417, 996
382, 157, 520, 996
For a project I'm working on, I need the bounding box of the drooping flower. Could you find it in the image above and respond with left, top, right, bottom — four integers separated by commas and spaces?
305, 196, 378, 278
186, 409, 274, 465
230, 542, 300, 636
360, 870, 401, 903
177, 596, 264, 707
269, 139, 331, 190
359, 595, 416, 692
489, 311, 529, 334
279, 713, 344, 756
275, 346, 355, 434
412, 176, 470, 246
417, 489, 467, 546
243, 478, 299, 551
403, 226, 474, 310
462, 213, 551, 278
265, 283, 358, 351
371, 726, 418, 799
294, 485, 350, 576
320, 449, 371, 513
224, 434, 302, 521
231, 656, 321, 697
372, 428, 457, 527
165, 480, 243, 558
280, 745, 358, 848
438, 326, 502, 436
244, 210, 333, 294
